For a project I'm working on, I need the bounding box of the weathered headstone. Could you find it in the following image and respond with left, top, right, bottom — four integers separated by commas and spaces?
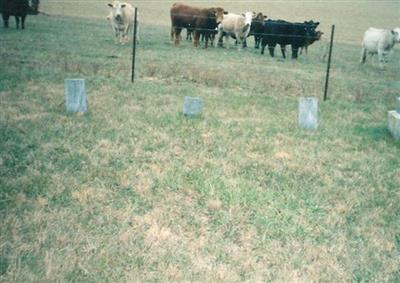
298, 97, 318, 130
388, 97, 400, 140
183, 96, 203, 117
65, 79, 87, 113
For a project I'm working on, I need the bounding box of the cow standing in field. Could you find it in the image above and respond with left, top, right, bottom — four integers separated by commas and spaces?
107, 1, 138, 44
260, 19, 320, 59
299, 30, 323, 55
361, 27, 400, 68
249, 12, 267, 48
0, 0, 29, 29
170, 3, 225, 48
216, 12, 254, 50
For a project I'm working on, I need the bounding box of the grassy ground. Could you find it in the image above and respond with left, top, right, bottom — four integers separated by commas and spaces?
1, 1, 400, 282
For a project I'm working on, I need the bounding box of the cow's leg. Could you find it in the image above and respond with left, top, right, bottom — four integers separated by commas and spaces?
255, 36, 260, 49
281, 45, 286, 58
292, 46, 299, 59
203, 31, 209, 48
21, 15, 26, 30
174, 27, 182, 46
268, 44, 276, 57
360, 47, 367, 64
193, 31, 200, 47
2, 14, 9, 28
235, 33, 242, 51
378, 49, 386, 69
216, 27, 224, 48
15, 16, 20, 29
261, 37, 268, 55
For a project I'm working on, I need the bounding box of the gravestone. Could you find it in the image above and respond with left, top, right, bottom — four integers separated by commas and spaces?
65, 79, 87, 113
183, 96, 203, 117
396, 97, 400, 114
388, 97, 400, 140
298, 97, 318, 130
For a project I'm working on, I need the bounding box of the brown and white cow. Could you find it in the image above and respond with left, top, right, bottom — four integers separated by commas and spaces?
216, 12, 254, 50
107, 1, 138, 44
170, 3, 225, 48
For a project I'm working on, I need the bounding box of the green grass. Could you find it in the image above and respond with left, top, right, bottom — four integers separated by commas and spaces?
1, 3, 400, 282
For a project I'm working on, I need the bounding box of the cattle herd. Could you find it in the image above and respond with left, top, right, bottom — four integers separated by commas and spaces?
107, 1, 400, 66
1, 0, 400, 67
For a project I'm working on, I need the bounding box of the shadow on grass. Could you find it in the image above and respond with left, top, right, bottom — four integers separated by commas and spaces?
354, 125, 399, 147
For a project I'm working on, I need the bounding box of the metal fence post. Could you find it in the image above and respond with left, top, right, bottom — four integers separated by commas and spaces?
131, 7, 138, 83
323, 24, 335, 101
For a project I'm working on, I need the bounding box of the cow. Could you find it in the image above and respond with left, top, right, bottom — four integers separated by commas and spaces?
299, 30, 323, 55
0, 0, 29, 29
248, 12, 267, 48
216, 12, 254, 50
260, 19, 319, 59
107, 1, 138, 45
360, 27, 400, 68
170, 3, 225, 48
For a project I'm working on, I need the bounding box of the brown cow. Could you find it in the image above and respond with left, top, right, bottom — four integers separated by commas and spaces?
170, 3, 225, 48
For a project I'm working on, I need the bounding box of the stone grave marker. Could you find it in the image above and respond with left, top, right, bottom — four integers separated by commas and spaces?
65, 79, 87, 114
388, 97, 400, 140
183, 96, 203, 117
298, 97, 318, 130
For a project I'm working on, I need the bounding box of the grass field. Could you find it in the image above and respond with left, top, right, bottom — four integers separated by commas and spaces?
1, 0, 400, 282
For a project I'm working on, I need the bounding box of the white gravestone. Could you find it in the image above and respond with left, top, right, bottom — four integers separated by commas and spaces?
299, 97, 318, 130
396, 97, 400, 114
183, 96, 203, 117
388, 97, 400, 140
65, 79, 87, 113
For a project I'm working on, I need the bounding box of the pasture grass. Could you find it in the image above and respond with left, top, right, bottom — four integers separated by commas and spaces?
1, 3, 400, 282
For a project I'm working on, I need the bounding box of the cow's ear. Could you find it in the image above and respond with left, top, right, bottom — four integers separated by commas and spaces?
314, 22, 320, 27
107, 3, 113, 7
121, 4, 126, 8
264, 15, 268, 19
223, 11, 229, 15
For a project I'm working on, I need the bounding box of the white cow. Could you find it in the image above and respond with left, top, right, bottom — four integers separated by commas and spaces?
107, 1, 139, 44
216, 12, 254, 50
361, 27, 400, 68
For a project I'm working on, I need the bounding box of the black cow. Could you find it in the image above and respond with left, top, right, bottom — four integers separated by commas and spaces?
0, 0, 29, 29
260, 19, 319, 59
249, 12, 267, 48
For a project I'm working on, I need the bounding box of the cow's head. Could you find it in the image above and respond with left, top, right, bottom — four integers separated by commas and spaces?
107, 1, 126, 22
242, 12, 254, 26
253, 12, 267, 21
212, 7, 225, 24
393, 28, 400, 43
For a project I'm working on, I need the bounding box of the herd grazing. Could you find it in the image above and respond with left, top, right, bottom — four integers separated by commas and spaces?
1, 1, 399, 68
